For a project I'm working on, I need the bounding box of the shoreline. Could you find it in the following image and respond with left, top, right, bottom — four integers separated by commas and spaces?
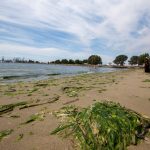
0, 66, 125, 84
0, 61, 144, 68
0, 69, 150, 149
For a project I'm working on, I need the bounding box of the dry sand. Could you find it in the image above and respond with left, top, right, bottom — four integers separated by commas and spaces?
0, 69, 150, 150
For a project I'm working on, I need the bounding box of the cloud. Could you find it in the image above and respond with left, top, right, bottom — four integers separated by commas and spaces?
0, 43, 113, 63
0, 0, 150, 62
0, 43, 88, 61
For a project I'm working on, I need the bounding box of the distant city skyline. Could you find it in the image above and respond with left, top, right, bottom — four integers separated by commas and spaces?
0, 0, 150, 63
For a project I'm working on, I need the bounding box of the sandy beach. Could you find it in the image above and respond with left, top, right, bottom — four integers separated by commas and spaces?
0, 69, 150, 150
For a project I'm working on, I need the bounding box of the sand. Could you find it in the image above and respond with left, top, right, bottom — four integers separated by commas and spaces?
0, 69, 150, 150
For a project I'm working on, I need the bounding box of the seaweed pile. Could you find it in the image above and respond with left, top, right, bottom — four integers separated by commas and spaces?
51, 101, 150, 150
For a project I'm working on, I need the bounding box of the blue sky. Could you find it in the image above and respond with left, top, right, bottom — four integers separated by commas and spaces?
0, 0, 150, 63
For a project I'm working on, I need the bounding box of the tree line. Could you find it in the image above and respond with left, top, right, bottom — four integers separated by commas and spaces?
113, 53, 149, 66
0, 57, 45, 64
128, 53, 149, 66
50, 53, 149, 66
50, 59, 88, 65
1, 53, 149, 66
49, 55, 102, 65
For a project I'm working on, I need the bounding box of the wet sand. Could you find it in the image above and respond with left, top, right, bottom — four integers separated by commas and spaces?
0, 69, 150, 150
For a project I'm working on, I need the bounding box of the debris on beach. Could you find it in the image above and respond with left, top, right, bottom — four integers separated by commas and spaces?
20, 95, 59, 109
20, 96, 60, 124
10, 115, 20, 118
0, 95, 60, 116
0, 101, 28, 115
0, 129, 13, 141
22, 112, 45, 124
98, 88, 107, 93
143, 79, 150, 82
51, 101, 150, 150
34, 83, 48, 87
63, 99, 79, 105
62, 86, 89, 97
17, 134, 24, 141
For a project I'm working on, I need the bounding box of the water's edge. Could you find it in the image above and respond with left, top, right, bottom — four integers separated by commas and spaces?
0, 63, 123, 83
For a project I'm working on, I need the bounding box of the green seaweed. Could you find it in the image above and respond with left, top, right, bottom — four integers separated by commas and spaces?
51, 101, 150, 150
35, 83, 48, 87
29, 131, 34, 135
19, 96, 59, 109
143, 79, 150, 82
0, 129, 13, 141
43, 94, 49, 96
17, 134, 24, 141
10, 115, 20, 118
62, 86, 84, 97
22, 113, 45, 124
29, 88, 38, 93
98, 89, 107, 93
0, 101, 28, 115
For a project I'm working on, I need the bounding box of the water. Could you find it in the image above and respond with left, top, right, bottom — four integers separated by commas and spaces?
0, 63, 120, 83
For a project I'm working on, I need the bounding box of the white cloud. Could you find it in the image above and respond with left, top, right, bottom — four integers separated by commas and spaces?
0, 43, 88, 61
0, 43, 113, 63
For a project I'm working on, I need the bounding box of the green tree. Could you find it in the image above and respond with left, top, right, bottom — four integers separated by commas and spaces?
75, 59, 83, 64
113, 55, 128, 66
138, 53, 149, 65
128, 56, 139, 65
88, 55, 102, 65
83, 59, 88, 64
68, 59, 75, 64
61, 59, 69, 64
55, 60, 61, 64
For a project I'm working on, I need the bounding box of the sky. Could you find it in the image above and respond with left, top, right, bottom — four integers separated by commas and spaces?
0, 0, 150, 64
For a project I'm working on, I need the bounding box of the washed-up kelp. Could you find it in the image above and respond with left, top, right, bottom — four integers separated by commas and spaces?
0, 129, 13, 141
62, 86, 90, 97
62, 86, 83, 97
17, 134, 24, 141
19, 95, 59, 109
22, 113, 45, 124
51, 101, 150, 150
0, 96, 59, 115
0, 102, 27, 115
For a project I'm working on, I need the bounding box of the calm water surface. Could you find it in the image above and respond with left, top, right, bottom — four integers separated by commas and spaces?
0, 63, 120, 83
